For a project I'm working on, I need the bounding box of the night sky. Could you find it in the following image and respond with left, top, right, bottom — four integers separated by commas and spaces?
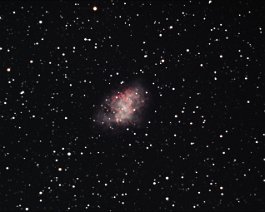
0, 1, 265, 211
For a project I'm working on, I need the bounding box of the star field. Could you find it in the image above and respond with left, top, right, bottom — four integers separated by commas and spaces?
0, 1, 265, 211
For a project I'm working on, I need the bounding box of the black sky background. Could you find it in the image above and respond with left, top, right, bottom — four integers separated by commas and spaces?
0, 0, 265, 211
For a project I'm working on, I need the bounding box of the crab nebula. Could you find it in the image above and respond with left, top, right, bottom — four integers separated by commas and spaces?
98, 85, 147, 126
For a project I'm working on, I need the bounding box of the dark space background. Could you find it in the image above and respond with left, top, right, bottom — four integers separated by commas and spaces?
0, 0, 265, 211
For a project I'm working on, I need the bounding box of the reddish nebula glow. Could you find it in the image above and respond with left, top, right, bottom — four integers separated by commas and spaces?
97, 85, 147, 126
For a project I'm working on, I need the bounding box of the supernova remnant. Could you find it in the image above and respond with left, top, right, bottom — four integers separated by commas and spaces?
97, 85, 148, 127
